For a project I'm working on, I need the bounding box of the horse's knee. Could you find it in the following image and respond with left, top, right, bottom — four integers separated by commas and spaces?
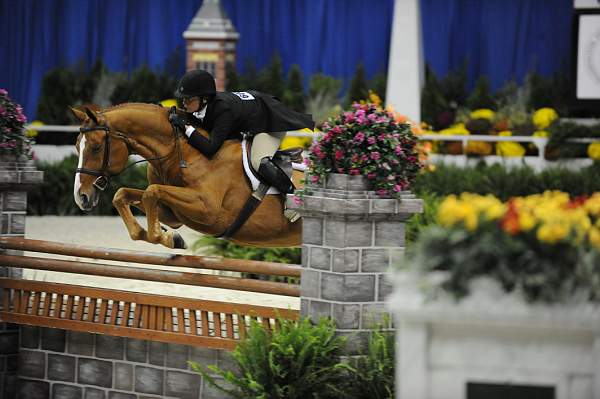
142, 185, 161, 202
112, 188, 127, 206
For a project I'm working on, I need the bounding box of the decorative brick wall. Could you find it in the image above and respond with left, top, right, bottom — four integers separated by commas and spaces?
0, 159, 43, 397
18, 327, 235, 399
288, 173, 423, 352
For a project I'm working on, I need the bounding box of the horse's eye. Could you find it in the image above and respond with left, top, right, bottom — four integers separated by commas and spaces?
91, 144, 102, 153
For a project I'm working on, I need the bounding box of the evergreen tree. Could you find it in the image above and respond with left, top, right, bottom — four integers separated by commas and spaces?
110, 65, 164, 105
345, 63, 369, 107
36, 67, 80, 124
283, 64, 305, 112
440, 61, 468, 108
258, 54, 285, 99
240, 59, 259, 90
225, 62, 244, 92
466, 75, 496, 110
369, 72, 387, 103
420, 64, 448, 128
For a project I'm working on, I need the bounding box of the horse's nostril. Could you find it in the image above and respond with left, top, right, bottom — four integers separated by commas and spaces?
80, 194, 89, 207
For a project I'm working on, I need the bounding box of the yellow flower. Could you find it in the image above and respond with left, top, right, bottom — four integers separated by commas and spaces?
470, 108, 495, 121
587, 142, 600, 160
438, 123, 470, 136
466, 141, 493, 155
537, 222, 569, 244
160, 99, 178, 108
496, 142, 526, 157
532, 108, 558, 130
533, 130, 549, 138
368, 90, 382, 107
518, 211, 536, 231
437, 195, 478, 231
26, 120, 43, 138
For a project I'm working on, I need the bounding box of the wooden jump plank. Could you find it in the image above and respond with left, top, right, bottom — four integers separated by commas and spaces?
75, 297, 85, 321
190, 310, 198, 336
1, 312, 238, 351
0, 279, 298, 319
31, 292, 41, 316
226, 314, 234, 339
20, 291, 30, 314
176, 308, 185, 334
201, 311, 209, 337
87, 298, 97, 322
132, 304, 141, 329
55, 294, 64, 318
42, 293, 52, 317
98, 299, 108, 324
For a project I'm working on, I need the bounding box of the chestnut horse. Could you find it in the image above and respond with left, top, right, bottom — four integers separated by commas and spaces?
71, 103, 302, 249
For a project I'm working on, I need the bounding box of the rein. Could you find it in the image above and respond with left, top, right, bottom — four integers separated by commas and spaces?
76, 124, 176, 191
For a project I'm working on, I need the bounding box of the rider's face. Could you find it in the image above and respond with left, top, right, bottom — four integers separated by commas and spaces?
183, 96, 200, 112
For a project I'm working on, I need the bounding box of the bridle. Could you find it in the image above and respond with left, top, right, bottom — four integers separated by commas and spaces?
76, 125, 113, 191
76, 108, 188, 192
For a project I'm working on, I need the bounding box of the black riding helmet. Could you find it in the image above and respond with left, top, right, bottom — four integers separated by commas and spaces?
174, 69, 216, 99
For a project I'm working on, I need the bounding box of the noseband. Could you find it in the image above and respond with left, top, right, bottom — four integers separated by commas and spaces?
76, 125, 112, 191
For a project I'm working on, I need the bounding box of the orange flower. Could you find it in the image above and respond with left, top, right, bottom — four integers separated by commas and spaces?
500, 200, 520, 235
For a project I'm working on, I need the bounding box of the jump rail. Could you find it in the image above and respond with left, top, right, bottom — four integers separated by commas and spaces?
0, 238, 300, 350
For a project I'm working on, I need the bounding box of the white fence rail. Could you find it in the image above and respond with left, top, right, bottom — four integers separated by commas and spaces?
25, 125, 599, 170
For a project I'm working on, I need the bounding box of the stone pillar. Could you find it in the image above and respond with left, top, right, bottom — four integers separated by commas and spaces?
289, 173, 423, 352
0, 158, 43, 398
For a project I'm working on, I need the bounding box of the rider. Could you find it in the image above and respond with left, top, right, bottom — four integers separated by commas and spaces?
170, 69, 314, 222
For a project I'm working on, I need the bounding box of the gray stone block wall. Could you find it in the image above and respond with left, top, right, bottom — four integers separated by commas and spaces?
289, 173, 422, 353
16, 326, 237, 398
0, 160, 43, 398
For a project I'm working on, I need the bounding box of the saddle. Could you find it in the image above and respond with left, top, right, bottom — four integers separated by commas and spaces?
218, 138, 305, 239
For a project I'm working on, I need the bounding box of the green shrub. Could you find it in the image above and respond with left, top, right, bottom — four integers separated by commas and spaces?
191, 317, 349, 399
28, 155, 148, 215
412, 163, 600, 200
406, 191, 442, 244
345, 325, 395, 399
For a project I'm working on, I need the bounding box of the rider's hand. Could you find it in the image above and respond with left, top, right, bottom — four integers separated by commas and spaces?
169, 113, 187, 128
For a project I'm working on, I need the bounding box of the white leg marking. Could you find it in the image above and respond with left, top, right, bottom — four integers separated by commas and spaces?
73, 136, 86, 209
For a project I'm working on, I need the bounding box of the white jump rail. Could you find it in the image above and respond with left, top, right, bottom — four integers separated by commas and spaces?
25, 124, 600, 168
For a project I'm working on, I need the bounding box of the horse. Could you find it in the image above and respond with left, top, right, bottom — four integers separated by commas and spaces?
71, 103, 303, 249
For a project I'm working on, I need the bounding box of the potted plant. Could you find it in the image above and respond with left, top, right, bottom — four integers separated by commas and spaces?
0, 89, 34, 163
303, 102, 422, 197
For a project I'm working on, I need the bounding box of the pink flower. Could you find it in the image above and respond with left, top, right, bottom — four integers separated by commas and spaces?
361, 154, 369, 162
353, 132, 365, 143
378, 134, 386, 141
375, 116, 388, 124
393, 184, 402, 192
367, 113, 377, 122
322, 122, 330, 130
377, 189, 389, 197
367, 136, 376, 145
395, 145, 403, 155
331, 126, 343, 135
0, 89, 7, 96
335, 150, 344, 160
349, 169, 360, 175
370, 151, 380, 160
292, 196, 304, 206
343, 112, 356, 123
367, 172, 377, 179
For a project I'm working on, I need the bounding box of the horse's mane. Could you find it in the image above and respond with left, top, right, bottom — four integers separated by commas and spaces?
103, 102, 168, 114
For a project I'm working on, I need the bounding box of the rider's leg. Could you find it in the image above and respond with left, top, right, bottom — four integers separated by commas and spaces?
251, 132, 294, 194
251, 132, 300, 222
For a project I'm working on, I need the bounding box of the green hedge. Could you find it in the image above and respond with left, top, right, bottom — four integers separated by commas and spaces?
412, 162, 600, 200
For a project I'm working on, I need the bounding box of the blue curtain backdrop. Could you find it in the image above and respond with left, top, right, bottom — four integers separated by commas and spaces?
0, 0, 571, 119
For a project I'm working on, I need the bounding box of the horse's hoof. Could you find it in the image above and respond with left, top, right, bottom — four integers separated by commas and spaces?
173, 232, 187, 249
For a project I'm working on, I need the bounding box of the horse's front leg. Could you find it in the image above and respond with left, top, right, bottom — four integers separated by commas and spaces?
142, 184, 215, 249
113, 187, 148, 242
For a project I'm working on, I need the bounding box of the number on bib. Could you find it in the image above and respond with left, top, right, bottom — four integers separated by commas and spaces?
232, 91, 256, 100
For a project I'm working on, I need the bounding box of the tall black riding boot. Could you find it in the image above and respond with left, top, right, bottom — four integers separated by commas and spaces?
257, 157, 295, 194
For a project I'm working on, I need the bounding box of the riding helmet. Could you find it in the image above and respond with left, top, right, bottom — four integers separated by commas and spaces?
174, 69, 216, 98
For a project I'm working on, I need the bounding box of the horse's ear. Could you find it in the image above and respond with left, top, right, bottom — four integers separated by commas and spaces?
70, 107, 87, 122
84, 107, 99, 124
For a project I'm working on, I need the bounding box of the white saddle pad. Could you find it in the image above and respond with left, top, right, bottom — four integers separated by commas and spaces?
241, 138, 307, 194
